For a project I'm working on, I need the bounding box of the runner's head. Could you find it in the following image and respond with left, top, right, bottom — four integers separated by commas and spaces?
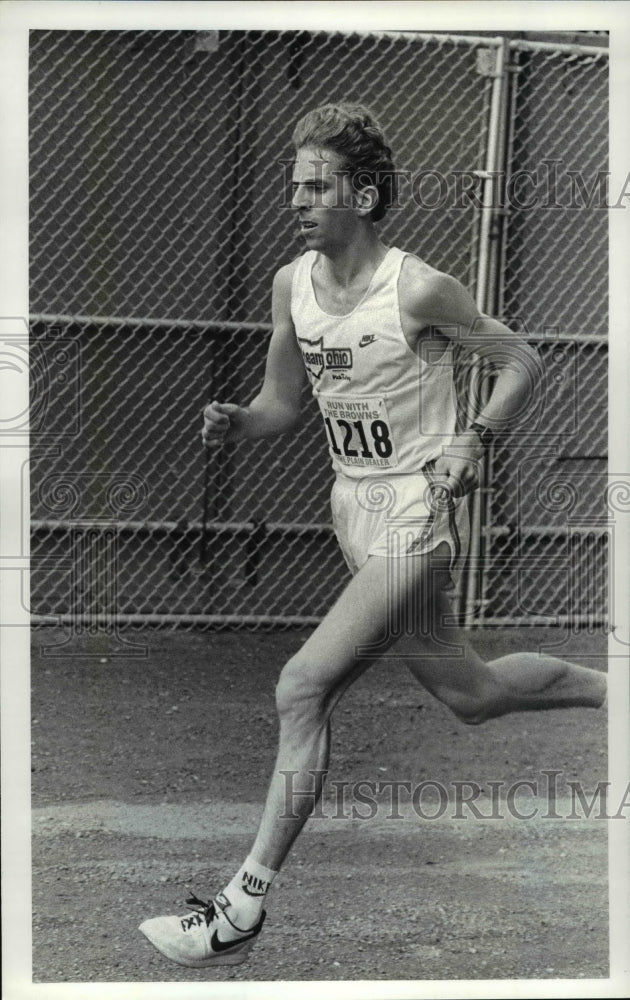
291, 104, 396, 223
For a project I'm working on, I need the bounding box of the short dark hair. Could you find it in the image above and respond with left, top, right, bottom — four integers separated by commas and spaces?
292, 103, 397, 222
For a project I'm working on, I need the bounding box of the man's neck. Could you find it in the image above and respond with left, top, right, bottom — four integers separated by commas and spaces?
318, 231, 388, 289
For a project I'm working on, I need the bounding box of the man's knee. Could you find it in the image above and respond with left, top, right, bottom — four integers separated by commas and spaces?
275, 656, 327, 725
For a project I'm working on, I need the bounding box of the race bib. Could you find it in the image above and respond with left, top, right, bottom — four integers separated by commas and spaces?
318, 394, 398, 468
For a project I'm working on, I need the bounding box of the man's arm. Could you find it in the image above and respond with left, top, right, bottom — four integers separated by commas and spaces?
406, 266, 541, 431
399, 258, 543, 497
202, 262, 307, 447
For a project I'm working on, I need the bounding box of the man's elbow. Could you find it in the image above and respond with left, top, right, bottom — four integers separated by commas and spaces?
492, 338, 541, 380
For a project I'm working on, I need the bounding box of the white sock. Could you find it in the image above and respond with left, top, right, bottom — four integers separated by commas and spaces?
222, 855, 278, 928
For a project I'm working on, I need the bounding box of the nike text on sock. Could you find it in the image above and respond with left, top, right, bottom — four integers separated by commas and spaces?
223, 856, 278, 926
241, 873, 272, 897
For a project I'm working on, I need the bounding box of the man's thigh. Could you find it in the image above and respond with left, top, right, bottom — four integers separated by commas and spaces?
296, 545, 451, 689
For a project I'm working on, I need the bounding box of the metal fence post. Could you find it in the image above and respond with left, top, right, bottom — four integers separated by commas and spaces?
463, 37, 508, 626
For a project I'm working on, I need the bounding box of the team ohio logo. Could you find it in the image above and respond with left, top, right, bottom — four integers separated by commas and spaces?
298, 336, 353, 381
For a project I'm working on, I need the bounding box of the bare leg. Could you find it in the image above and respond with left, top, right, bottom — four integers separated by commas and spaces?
248, 553, 403, 870
402, 545, 607, 725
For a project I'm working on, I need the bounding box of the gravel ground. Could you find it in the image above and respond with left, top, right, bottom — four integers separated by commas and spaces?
31, 626, 609, 985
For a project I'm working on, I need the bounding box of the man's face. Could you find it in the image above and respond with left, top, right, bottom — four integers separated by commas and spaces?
291, 146, 359, 249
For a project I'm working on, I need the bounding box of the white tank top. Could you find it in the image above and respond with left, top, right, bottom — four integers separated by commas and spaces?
291, 247, 459, 479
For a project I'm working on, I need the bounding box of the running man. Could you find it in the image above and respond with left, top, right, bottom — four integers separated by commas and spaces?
140, 104, 606, 968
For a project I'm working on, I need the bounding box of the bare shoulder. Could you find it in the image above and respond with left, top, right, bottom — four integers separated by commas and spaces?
272, 257, 303, 328
399, 253, 464, 313
399, 253, 479, 331
273, 256, 302, 295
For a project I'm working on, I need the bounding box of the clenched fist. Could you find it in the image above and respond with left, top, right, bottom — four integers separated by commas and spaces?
431, 432, 485, 500
201, 401, 250, 449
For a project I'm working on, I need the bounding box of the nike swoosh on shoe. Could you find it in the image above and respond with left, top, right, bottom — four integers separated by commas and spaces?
210, 925, 261, 953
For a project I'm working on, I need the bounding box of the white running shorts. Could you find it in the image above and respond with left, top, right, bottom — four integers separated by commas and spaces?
330, 466, 471, 591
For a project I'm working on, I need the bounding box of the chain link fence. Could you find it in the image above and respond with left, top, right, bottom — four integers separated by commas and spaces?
478, 39, 609, 626
28, 28, 609, 631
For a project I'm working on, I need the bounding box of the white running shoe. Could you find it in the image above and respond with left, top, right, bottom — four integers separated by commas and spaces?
139, 891, 266, 968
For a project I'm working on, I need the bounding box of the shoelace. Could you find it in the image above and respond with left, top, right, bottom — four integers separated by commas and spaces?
185, 892, 216, 927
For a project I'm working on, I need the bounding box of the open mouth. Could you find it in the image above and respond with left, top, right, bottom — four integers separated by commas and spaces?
299, 220, 318, 231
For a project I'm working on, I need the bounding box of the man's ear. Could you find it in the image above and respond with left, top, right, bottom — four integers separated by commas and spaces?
354, 185, 379, 217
